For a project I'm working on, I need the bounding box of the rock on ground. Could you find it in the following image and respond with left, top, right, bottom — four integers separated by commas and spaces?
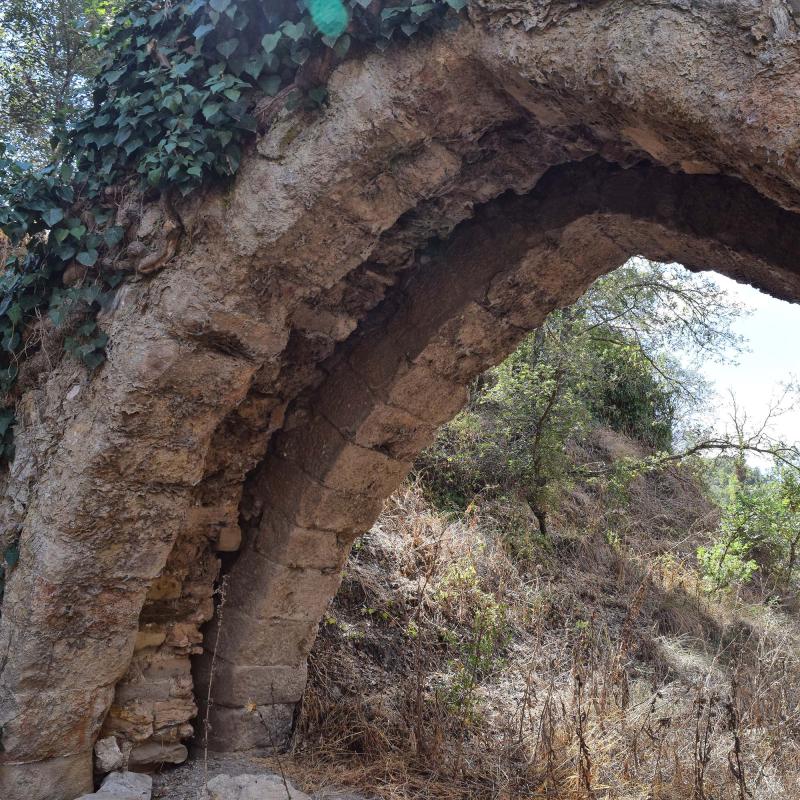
94, 737, 125, 774
151, 754, 367, 800
76, 770, 152, 800
207, 773, 309, 800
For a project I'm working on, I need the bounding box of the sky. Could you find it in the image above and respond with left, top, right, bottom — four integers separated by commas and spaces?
692, 270, 800, 459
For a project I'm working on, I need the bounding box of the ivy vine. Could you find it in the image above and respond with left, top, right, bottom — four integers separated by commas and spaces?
0, 0, 469, 465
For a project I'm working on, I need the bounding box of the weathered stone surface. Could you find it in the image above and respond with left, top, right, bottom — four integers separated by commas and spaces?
194, 658, 308, 707
5, 2, 800, 795
207, 773, 310, 800
76, 770, 152, 800
0, 753, 92, 799
201, 703, 295, 752
128, 741, 188, 769
94, 737, 125, 774
203, 611, 317, 668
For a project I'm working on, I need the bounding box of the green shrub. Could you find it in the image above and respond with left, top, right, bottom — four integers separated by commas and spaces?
698, 468, 800, 591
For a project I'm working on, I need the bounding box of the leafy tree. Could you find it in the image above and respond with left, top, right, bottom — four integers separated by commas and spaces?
417, 259, 744, 532
0, 0, 116, 163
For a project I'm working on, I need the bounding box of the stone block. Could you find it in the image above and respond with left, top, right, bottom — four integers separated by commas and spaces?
204, 703, 294, 752
276, 412, 411, 497
207, 608, 318, 666
386, 361, 468, 426
215, 524, 242, 552
254, 511, 348, 570
76, 770, 153, 799
145, 575, 182, 601
127, 741, 187, 769
101, 701, 154, 742
0, 752, 93, 800
134, 626, 167, 651
225, 549, 344, 623
314, 360, 380, 434
152, 697, 197, 732
259, 457, 383, 533
194, 658, 308, 706
94, 736, 125, 774
352, 403, 436, 460
315, 360, 437, 459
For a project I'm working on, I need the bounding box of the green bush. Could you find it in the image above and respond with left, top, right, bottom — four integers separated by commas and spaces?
698, 467, 800, 591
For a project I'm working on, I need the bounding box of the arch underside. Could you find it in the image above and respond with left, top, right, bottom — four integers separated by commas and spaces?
197, 157, 800, 749
3, 4, 800, 798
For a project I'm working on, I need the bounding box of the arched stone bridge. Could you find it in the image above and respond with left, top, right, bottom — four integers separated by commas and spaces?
4, 2, 800, 798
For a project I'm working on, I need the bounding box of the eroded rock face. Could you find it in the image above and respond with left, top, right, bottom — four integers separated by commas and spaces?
4, 3, 800, 799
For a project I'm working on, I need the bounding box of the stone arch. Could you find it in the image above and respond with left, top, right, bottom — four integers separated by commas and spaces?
197, 157, 800, 749
3, 2, 800, 797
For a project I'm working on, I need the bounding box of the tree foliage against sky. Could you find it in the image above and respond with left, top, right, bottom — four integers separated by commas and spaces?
418, 259, 746, 532
0, 0, 116, 163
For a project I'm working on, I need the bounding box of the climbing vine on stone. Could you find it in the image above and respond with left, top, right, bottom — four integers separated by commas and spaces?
0, 0, 469, 464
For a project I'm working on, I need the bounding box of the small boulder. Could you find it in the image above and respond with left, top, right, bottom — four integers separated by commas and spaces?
75, 770, 152, 800
207, 773, 311, 800
94, 736, 125, 774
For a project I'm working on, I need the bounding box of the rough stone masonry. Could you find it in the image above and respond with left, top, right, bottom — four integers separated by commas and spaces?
5, 2, 800, 798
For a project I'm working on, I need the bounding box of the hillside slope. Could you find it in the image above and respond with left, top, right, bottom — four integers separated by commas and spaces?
277, 429, 800, 800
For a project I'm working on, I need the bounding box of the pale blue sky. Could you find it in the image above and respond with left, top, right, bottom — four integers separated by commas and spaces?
695, 271, 800, 453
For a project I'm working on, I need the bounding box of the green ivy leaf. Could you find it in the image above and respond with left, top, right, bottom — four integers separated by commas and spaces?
105, 68, 126, 84
309, 87, 329, 108
291, 46, 311, 65
259, 73, 282, 96
285, 88, 303, 112
332, 33, 351, 58
242, 55, 266, 79
114, 127, 133, 147
6, 304, 22, 326
309, 0, 349, 37
82, 350, 106, 371
4, 543, 19, 570
216, 38, 239, 59
0, 413, 13, 437
42, 208, 64, 227
281, 21, 307, 41
76, 249, 99, 267
193, 23, 215, 39
261, 32, 282, 53
202, 102, 223, 120
104, 226, 125, 247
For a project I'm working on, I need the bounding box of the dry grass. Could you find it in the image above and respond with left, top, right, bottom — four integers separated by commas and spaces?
277, 440, 800, 800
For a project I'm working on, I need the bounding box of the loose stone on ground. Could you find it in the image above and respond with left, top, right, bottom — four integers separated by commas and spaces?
75, 771, 153, 800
